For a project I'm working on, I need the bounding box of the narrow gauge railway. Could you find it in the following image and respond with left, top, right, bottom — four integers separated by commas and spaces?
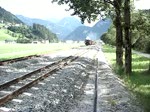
0, 55, 40, 66
0, 50, 88, 106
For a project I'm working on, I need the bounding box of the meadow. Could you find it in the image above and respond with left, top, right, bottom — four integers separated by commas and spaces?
102, 45, 150, 112
0, 43, 83, 61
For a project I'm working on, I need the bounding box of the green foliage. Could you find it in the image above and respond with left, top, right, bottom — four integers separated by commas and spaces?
32, 23, 58, 42
7, 24, 58, 43
101, 24, 116, 45
145, 41, 150, 53
103, 45, 150, 112
101, 9, 150, 54
131, 10, 150, 53
52, 0, 111, 23
16, 37, 31, 43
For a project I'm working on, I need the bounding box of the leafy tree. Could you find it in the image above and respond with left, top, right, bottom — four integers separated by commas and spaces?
131, 10, 150, 53
52, 0, 124, 67
124, 0, 131, 74
101, 24, 116, 45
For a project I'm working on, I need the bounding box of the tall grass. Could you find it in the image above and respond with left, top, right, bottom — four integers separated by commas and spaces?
102, 44, 150, 112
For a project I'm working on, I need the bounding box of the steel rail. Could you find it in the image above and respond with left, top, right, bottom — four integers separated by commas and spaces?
0, 55, 40, 66
0, 50, 89, 106
0, 56, 72, 90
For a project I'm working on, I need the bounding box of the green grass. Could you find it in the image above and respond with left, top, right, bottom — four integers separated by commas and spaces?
0, 43, 83, 61
0, 29, 16, 41
102, 44, 150, 112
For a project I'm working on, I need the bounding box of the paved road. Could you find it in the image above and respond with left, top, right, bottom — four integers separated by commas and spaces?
133, 50, 150, 59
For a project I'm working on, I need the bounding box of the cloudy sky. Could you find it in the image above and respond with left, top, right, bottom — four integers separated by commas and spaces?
0, 0, 150, 26
0, 0, 72, 19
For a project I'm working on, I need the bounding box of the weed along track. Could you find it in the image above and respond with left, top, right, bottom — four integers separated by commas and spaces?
0, 50, 88, 106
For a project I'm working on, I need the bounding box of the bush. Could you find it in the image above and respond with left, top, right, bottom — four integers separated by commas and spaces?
145, 41, 150, 53
16, 37, 31, 43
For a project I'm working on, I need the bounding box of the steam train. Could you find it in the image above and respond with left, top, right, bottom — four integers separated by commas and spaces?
85, 39, 95, 46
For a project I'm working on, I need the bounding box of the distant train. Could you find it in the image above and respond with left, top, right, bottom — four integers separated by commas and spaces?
85, 39, 95, 46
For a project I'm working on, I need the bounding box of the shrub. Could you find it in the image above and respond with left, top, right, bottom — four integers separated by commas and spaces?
16, 37, 31, 43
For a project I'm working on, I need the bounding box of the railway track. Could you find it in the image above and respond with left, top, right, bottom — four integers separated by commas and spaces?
0, 50, 88, 106
0, 55, 40, 66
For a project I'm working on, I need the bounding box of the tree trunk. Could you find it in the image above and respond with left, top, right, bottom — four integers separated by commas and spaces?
124, 0, 132, 74
114, 0, 123, 68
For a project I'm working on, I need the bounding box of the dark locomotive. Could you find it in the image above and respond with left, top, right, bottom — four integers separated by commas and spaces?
85, 39, 95, 46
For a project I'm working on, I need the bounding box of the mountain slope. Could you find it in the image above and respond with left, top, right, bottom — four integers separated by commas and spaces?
65, 26, 91, 41
88, 19, 111, 40
16, 15, 54, 26
16, 15, 83, 40
65, 19, 111, 41
47, 17, 83, 40
58, 17, 82, 31
0, 7, 23, 24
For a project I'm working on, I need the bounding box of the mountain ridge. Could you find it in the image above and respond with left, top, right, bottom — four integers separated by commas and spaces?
65, 19, 111, 41
16, 15, 83, 40
0, 7, 23, 24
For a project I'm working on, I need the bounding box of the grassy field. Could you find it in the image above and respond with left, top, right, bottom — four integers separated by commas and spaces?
0, 29, 16, 41
0, 43, 83, 61
102, 45, 150, 112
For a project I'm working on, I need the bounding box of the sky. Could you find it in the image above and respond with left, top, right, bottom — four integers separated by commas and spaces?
0, 0, 150, 26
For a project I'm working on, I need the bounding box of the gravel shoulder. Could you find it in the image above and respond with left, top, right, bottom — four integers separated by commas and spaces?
0, 46, 143, 112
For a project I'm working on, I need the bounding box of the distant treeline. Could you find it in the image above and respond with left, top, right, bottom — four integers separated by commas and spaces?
8, 23, 58, 43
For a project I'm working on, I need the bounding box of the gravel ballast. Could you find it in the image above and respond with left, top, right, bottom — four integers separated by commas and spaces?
0, 46, 143, 112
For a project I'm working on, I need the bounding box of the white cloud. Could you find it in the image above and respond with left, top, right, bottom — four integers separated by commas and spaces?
134, 0, 150, 9
0, 0, 72, 19
0, 0, 149, 27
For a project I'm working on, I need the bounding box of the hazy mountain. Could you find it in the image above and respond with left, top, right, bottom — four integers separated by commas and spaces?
47, 17, 83, 40
65, 26, 91, 41
46, 18, 60, 23
58, 17, 83, 31
16, 15, 83, 40
16, 15, 54, 26
88, 19, 111, 39
65, 19, 111, 41
0, 7, 23, 24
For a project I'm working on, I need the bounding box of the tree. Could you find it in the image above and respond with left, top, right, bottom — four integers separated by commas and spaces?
131, 10, 150, 53
124, 0, 131, 74
52, 0, 124, 68
113, 0, 123, 67
101, 24, 116, 45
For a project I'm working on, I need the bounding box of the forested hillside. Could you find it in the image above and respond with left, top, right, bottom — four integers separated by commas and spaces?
7, 24, 58, 43
0, 7, 23, 24
16, 15, 83, 40
0, 7, 58, 43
